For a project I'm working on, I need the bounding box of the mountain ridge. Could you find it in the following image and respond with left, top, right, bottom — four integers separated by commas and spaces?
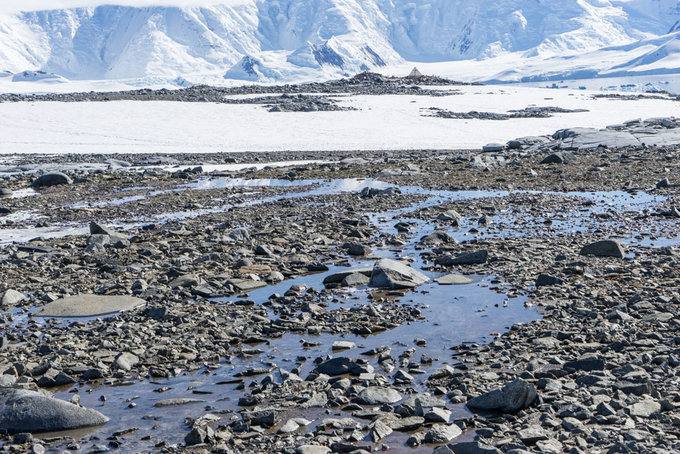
2, 0, 680, 85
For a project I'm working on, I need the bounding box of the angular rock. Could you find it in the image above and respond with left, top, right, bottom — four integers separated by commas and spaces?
425, 424, 462, 443
1, 289, 25, 306
467, 379, 537, 413
0, 388, 109, 433
369, 258, 429, 289
579, 240, 625, 258
541, 151, 575, 164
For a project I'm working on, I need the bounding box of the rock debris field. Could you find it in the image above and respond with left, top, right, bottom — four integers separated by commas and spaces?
1, 83, 680, 454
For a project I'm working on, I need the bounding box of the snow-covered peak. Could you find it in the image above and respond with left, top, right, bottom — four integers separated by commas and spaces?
1, 0, 680, 85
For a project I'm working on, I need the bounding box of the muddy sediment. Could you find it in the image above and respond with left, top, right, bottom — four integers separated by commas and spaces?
0, 141, 679, 453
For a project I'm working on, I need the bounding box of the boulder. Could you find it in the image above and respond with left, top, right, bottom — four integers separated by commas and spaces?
0, 187, 12, 198
0, 388, 109, 433
355, 387, 403, 405
34, 294, 145, 317
314, 357, 354, 376
580, 240, 625, 258
436, 250, 488, 266
421, 231, 457, 245
31, 172, 72, 188
467, 379, 537, 413
1, 289, 25, 306
369, 258, 429, 289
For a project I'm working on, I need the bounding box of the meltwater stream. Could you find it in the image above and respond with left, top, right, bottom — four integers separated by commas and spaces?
1, 175, 678, 451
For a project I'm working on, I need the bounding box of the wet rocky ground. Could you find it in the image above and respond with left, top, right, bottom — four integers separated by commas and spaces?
0, 121, 680, 454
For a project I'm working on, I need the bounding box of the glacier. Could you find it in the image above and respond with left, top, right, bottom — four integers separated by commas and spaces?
1, 0, 680, 85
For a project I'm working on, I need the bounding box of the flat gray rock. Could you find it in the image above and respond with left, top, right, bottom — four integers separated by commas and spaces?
35, 294, 145, 317
435, 274, 473, 285
355, 387, 403, 405
0, 388, 109, 433
370, 258, 429, 289
153, 398, 205, 407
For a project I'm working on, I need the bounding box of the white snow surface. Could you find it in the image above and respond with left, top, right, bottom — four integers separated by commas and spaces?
3, 1, 680, 86
0, 85, 677, 154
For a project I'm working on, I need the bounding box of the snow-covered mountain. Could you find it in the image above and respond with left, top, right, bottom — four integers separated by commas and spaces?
2, 0, 680, 85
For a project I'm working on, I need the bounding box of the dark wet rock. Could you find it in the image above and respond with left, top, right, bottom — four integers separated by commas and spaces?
535, 274, 563, 287
467, 379, 537, 413
242, 409, 280, 428
564, 354, 605, 371
345, 243, 372, 256
656, 178, 671, 188
541, 151, 576, 164
34, 294, 145, 317
323, 268, 372, 286
185, 426, 215, 446
420, 230, 457, 245
0, 388, 109, 433
436, 250, 488, 266
314, 357, 356, 376
579, 239, 625, 258
31, 172, 73, 188
369, 258, 429, 289
360, 186, 401, 197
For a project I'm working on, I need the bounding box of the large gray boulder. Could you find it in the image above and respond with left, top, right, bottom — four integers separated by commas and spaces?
31, 172, 72, 188
467, 379, 537, 413
355, 387, 403, 405
0, 388, 109, 433
370, 259, 429, 289
580, 240, 625, 258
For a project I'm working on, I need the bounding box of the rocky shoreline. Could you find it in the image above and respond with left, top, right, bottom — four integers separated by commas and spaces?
0, 116, 679, 454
